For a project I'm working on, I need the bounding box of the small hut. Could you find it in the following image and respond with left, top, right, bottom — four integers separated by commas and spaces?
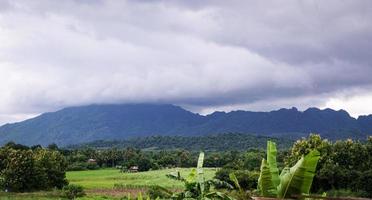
128, 166, 139, 173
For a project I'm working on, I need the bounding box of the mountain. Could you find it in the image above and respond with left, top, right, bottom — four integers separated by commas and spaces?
0, 104, 370, 146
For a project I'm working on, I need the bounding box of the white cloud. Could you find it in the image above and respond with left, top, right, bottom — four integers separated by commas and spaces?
0, 0, 372, 124
324, 92, 372, 118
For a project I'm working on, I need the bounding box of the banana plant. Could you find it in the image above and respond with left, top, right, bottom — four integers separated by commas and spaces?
166, 152, 235, 200
257, 141, 279, 197
258, 141, 320, 199
229, 173, 252, 200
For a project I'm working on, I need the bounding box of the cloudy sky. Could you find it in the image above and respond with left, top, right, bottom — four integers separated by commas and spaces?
0, 0, 372, 125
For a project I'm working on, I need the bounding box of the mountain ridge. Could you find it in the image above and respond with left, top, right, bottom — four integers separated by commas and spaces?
0, 103, 370, 146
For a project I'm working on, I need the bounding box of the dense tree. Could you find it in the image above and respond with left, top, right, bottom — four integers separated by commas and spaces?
285, 134, 372, 197
33, 149, 68, 189
0, 148, 35, 191
0, 145, 68, 192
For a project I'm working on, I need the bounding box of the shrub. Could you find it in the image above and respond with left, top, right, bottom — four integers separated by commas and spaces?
215, 168, 259, 190
234, 170, 259, 190
86, 162, 100, 170
358, 170, 372, 198
62, 184, 86, 199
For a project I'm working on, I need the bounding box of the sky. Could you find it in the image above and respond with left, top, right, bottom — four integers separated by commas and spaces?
0, 0, 372, 125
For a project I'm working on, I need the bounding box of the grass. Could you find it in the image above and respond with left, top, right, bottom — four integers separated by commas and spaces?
67, 168, 217, 189
0, 190, 64, 200
0, 168, 217, 199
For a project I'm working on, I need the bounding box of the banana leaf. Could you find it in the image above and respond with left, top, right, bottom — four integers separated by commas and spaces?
267, 141, 280, 188
197, 152, 204, 171
168, 171, 187, 182
229, 173, 243, 193
186, 169, 197, 183
197, 152, 205, 195
257, 158, 277, 197
277, 150, 320, 199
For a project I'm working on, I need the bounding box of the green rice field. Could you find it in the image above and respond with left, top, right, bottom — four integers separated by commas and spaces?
67, 168, 217, 189
0, 168, 217, 199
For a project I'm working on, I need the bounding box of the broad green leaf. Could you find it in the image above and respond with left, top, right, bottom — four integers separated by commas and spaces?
186, 169, 197, 183
229, 173, 242, 193
197, 152, 205, 195
277, 150, 320, 199
267, 141, 280, 188
258, 158, 277, 197
279, 167, 290, 178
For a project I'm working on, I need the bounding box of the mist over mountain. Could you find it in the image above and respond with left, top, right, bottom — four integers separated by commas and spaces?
0, 104, 370, 146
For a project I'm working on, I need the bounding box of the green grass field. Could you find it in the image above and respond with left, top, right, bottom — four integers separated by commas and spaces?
0, 168, 217, 199
67, 168, 217, 189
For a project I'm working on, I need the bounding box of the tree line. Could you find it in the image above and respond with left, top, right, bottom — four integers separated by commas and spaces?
68, 133, 292, 151
0, 134, 371, 197
62, 147, 271, 172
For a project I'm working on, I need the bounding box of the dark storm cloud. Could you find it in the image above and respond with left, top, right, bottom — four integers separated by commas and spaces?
0, 0, 372, 124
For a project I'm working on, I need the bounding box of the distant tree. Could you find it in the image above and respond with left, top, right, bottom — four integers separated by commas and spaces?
3, 141, 29, 150
31, 145, 43, 150
243, 150, 265, 171
47, 143, 59, 151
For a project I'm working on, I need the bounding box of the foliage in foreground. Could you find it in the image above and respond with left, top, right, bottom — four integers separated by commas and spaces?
165, 152, 237, 200
257, 141, 320, 198
0, 142, 68, 192
215, 169, 259, 191
285, 134, 372, 197
228, 173, 252, 200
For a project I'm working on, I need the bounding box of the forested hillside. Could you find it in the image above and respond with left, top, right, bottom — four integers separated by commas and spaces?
0, 104, 370, 146
68, 133, 293, 151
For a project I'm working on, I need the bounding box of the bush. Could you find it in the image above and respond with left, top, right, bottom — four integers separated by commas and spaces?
86, 162, 100, 170
63, 184, 86, 199
215, 168, 258, 190
234, 170, 259, 190
358, 170, 372, 198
